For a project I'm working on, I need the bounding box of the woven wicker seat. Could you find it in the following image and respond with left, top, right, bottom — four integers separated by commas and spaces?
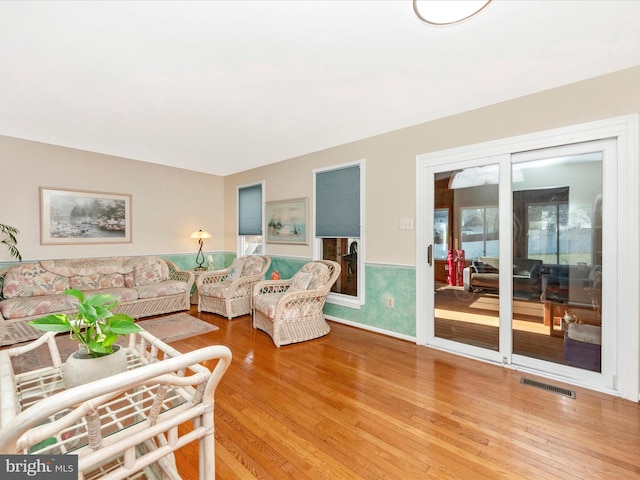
0, 330, 231, 479
252, 260, 341, 347
197, 255, 271, 320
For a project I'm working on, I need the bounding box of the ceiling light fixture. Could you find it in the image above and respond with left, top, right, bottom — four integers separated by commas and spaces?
413, 0, 492, 26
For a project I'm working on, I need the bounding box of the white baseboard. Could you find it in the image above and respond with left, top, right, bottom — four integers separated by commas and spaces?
325, 315, 416, 343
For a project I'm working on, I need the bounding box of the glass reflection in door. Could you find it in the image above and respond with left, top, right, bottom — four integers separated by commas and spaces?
512, 153, 602, 372
434, 166, 500, 351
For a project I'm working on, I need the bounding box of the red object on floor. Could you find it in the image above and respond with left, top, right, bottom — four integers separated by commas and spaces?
446, 249, 466, 286
456, 249, 465, 286
447, 250, 457, 286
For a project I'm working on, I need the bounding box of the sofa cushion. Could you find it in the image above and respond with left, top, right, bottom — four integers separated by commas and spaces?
124, 271, 135, 287
254, 291, 321, 321
0, 294, 78, 320
70, 273, 126, 290
2, 263, 69, 299
39, 257, 134, 276
478, 257, 500, 272
253, 293, 283, 319
135, 280, 188, 299
288, 272, 313, 292
472, 261, 484, 273
472, 261, 498, 274
199, 281, 231, 299
133, 259, 170, 286
81, 287, 139, 303
302, 263, 331, 290
241, 256, 264, 276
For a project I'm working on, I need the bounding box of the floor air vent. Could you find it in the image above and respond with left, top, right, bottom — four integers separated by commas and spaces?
520, 377, 576, 399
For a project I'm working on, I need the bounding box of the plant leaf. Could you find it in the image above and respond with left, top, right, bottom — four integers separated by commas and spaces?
0, 224, 22, 260
84, 293, 118, 308
64, 289, 85, 302
100, 332, 119, 348
93, 305, 114, 319
30, 314, 71, 332
77, 302, 98, 323
86, 341, 113, 355
109, 317, 143, 334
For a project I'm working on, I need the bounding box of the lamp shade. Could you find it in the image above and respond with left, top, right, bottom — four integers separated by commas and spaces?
189, 230, 211, 239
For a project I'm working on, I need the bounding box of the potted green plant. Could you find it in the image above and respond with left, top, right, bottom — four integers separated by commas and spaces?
30, 289, 143, 387
0, 224, 22, 261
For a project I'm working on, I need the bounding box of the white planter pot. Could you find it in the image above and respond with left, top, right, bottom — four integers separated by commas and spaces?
63, 345, 128, 389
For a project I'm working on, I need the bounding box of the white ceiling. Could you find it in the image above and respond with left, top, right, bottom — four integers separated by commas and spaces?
1, 1, 640, 176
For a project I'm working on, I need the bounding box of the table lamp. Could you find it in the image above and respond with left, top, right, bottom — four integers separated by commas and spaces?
189, 229, 211, 271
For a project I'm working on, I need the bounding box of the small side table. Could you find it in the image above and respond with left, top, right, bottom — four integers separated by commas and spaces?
191, 269, 206, 304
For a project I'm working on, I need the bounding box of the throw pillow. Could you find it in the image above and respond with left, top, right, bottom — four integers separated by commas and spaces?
134, 262, 169, 286
227, 258, 245, 282
288, 272, 313, 292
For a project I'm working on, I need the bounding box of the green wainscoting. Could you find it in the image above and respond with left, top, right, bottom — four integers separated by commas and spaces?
161, 252, 229, 272
324, 264, 417, 338
266, 256, 308, 280
1, 255, 417, 338
258, 255, 417, 338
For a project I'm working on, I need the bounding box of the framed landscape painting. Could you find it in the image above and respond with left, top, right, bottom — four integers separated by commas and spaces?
40, 187, 132, 245
266, 197, 308, 244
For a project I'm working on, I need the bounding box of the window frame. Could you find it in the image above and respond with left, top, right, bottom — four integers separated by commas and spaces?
513, 186, 570, 264
313, 160, 366, 308
236, 181, 265, 257
460, 205, 499, 258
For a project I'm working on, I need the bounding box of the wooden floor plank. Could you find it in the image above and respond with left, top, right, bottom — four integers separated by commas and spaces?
164, 307, 639, 479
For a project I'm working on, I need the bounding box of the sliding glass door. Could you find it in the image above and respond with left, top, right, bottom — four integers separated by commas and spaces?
417, 127, 627, 394
510, 142, 610, 380
432, 164, 502, 357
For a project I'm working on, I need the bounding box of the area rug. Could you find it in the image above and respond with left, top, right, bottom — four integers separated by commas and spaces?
8, 313, 219, 374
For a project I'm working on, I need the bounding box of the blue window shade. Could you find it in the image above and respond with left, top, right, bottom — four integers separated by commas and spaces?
238, 184, 262, 235
316, 165, 360, 237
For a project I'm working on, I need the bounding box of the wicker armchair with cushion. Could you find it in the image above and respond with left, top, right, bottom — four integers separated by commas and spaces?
252, 260, 341, 347
197, 255, 271, 319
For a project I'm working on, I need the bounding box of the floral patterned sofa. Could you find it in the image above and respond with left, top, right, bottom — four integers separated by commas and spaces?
0, 256, 194, 345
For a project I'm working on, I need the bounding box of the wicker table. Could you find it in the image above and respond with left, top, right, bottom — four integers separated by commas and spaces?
191, 269, 206, 305
0, 330, 231, 480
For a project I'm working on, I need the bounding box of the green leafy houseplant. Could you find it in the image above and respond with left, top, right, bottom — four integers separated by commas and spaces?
0, 224, 21, 261
30, 289, 143, 358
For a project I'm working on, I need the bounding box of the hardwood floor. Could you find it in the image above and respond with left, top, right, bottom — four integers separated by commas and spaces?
170, 307, 639, 479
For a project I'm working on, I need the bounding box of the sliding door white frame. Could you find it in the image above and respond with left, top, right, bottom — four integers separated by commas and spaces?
416, 114, 639, 401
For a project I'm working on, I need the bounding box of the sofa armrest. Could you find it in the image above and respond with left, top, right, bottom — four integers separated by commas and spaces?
164, 260, 195, 292
197, 268, 231, 288
253, 279, 292, 297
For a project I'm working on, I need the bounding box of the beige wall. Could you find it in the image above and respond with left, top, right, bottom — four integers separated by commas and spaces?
224, 66, 640, 265
2, 66, 639, 265
0, 137, 223, 262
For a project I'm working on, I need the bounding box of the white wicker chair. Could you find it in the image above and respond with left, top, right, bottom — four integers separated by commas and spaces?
0, 330, 232, 480
252, 260, 341, 347
197, 255, 271, 320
